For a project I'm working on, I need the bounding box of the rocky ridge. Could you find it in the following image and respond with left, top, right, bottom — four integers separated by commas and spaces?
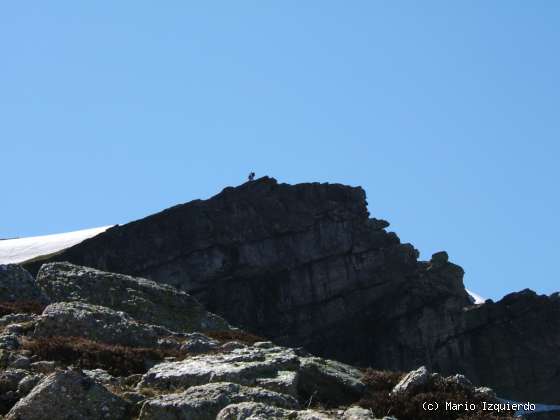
21, 177, 560, 404
0, 263, 522, 419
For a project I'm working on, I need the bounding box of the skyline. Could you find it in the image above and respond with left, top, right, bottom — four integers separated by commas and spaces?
2, 2, 559, 301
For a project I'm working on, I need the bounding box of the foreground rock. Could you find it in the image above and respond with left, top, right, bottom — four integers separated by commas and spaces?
137, 341, 364, 404
216, 402, 333, 419
298, 357, 365, 405
22, 178, 560, 403
138, 382, 297, 420
138, 342, 299, 392
390, 365, 429, 395
33, 301, 176, 348
6, 369, 129, 420
341, 406, 377, 420
0, 285, 513, 420
37, 262, 229, 332
0, 369, 38, 415
0, 265, 48, 304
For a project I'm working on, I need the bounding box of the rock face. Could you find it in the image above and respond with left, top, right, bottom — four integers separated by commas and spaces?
433, 290, 560, 404
37, 262, 229, 333
23, 177, 560, 403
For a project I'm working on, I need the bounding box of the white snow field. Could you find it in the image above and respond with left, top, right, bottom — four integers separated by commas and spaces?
0, 226, 112, 264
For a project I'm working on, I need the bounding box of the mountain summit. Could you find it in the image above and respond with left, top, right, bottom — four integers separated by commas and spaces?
22, 177, 560, 404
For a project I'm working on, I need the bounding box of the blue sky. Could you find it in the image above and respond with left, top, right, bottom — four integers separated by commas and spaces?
2, 2, 558, 300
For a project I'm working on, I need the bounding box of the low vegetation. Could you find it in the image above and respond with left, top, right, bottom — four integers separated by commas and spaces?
21, 336, 184, 376
206, 329, 265, 345
362, 369, 404, 392
0, 301, 46, 317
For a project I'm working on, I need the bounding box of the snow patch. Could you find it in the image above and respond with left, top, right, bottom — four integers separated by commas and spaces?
466, 289, 485, 305
0, 226, 112, 264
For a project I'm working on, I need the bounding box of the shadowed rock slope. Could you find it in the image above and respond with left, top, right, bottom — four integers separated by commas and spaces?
23, 177, 560, 403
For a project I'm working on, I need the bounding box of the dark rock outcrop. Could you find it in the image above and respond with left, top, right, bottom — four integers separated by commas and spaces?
33, 301, 177, 348
23, 177, 560, 403
298, 357, 365, 405
0, 265, 49, 305
37, 262, 229, 333
433, 290, 560, 405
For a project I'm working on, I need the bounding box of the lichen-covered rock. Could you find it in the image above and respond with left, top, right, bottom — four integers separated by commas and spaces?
8, 355, 30, 369
0, 265, 48, 304
474, 386, 497, 400
0, 313, 38, 328
16, 373, 43, 394
33, 301, 177, 348
444, 373, 473, 390
0, 332, 20, 351
0, 369, 28, 394
296, 411, 338, 420
255, 370, 298, 398
391, 366, 429, 395
83, 369, 120, 387
216, 402, 333, 419
0, 369, 29, 415
180, 332, 220, 353
342, 406, 375, 419
37, 262, 229, 332
138, 382, 298, 420
138, 343, 299, 391
5, 369, 129, 420
298, 357, 365, 404
216, 402, 291, 420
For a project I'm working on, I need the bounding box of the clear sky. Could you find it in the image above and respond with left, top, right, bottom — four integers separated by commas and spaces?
2, 2, 558, 300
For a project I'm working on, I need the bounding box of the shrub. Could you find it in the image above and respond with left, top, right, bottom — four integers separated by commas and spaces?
21, 336, 183, 376
362, 368, 404, 392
